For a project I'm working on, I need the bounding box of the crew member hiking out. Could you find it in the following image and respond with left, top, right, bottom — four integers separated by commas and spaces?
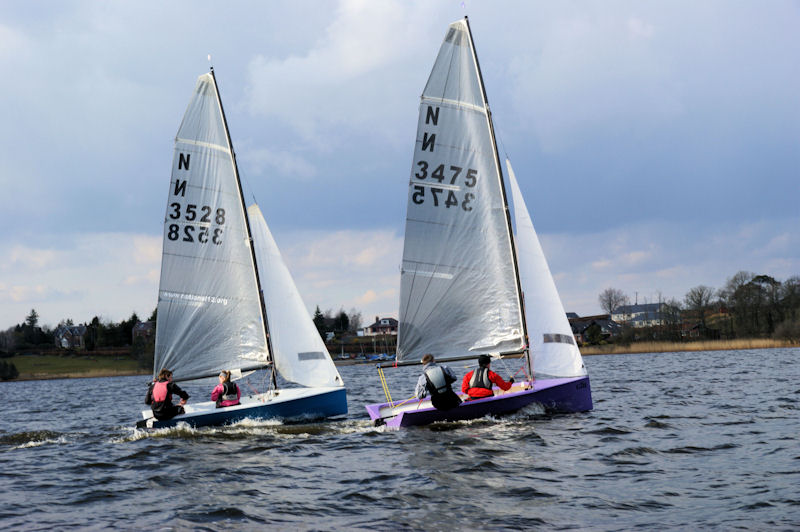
415, 354, 462, 411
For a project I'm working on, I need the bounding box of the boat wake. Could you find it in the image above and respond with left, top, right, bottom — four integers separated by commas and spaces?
122, 417, 377, 441
0, 430, 68, 450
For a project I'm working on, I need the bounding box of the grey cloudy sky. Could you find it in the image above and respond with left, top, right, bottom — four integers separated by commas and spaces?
1, 0, 798, 329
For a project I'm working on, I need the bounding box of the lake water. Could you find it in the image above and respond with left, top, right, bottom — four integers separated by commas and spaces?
1, 348, 798, 530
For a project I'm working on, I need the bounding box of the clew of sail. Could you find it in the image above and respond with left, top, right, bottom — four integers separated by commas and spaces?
154, 73, 270, 382
397, 19, 525, 363
506, 159, 587, 378
248, 204, 344, 388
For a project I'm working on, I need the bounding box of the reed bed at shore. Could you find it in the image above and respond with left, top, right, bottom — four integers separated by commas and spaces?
581, 338, 798, 355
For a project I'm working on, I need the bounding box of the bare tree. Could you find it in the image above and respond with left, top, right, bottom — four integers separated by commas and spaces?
347, 308, 362, 333
684, 285, 715, 333
598, 288, 629, 315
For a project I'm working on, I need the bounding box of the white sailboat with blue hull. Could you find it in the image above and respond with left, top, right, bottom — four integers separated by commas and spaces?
137, 70, 346, 429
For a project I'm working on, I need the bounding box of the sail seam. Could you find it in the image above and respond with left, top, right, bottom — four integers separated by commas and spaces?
160, 250, 253, 268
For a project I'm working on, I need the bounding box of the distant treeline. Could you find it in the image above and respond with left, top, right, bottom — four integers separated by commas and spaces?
311, 306, 363, 338
0, 309, 155, 351
598, 271, 800, 344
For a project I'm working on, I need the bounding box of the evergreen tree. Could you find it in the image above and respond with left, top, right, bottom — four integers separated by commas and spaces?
25, 309, 39, 328
312, 306, 326, 338
0, 361, 19, 380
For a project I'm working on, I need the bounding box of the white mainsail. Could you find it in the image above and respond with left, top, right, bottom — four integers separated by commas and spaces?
248, 204, 344, 388
397, 19, 525, 362
506, 159, 587, 377
154, 73, 270, 381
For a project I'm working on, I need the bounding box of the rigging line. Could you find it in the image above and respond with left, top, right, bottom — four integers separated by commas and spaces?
378, 366, 393, 405
392, 396, 420, 409
256, 367, 273, 400
496, 129, 509, 162
243, 379, 259, 397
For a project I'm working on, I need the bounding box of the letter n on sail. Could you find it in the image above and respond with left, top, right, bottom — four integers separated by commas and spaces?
179, 153, 191, 170
173, 179, 187, 198
425, 106, 439, 126
422, 132, 436, 152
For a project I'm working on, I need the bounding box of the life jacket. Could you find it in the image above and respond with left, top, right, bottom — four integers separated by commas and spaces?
469, 367, 493, 390
152, 380, 169, 403
424, 366, 450, 395
221, 381, 238, 402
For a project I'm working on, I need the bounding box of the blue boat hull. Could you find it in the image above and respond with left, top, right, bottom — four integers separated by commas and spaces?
366, 376, 591, 428
138, 387, 347, 430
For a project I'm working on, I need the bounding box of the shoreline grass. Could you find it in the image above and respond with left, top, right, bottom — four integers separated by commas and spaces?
580, 338, 798, 355
5, 354, 150, 381
2, 339, 798, 381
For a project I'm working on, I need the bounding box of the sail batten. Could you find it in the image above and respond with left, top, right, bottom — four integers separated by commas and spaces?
175, 138, 231, 153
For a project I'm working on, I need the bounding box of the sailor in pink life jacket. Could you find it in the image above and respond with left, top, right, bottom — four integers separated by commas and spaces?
145, 368, 189, 420
211, 370, 241, 408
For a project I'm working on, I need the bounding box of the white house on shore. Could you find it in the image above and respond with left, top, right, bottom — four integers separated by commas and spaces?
362, 316, 398, 336
612, 303, 667, 328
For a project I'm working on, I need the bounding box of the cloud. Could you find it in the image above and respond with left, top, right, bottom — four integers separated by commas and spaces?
274, 227, 403, 318
244, 0, 440, 144
0, 233, 161, 328
6, 246, 57, 271
356, 289, 378, 305
0, 22, 29, 62
541, 216, 800, 315
242, 146, 318, 181
0, 283, 74, 304
627, 16, 655, 39
0, 0, 797, 334
508, 10, 682, 154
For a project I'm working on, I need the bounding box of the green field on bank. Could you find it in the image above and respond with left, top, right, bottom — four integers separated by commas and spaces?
7, 353, 147, 379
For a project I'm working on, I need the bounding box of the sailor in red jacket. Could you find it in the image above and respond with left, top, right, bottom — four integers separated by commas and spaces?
462, 354, 514, 399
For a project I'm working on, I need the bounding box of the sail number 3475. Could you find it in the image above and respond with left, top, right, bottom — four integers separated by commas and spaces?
412, 161, 477, 211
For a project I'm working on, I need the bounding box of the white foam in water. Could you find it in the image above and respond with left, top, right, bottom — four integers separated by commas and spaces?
11, 435, 68, 450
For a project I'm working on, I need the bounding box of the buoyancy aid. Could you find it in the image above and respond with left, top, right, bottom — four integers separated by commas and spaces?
152, 380, 169, 403
469, 367, 493, 390
221, 381, 238, 402
424, 366, 450, 395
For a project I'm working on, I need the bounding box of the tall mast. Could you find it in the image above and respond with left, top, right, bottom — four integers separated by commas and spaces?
463, 17, 532, 376
209, 68, 278, 388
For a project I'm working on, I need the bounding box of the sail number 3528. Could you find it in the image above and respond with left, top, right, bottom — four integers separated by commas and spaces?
167, 203, 226, 245
413, 161, 477, 211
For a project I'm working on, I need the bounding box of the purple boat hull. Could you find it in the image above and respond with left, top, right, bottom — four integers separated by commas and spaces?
365, 376, 592, 428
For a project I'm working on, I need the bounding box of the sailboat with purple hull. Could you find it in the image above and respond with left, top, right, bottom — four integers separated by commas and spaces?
365, 17, 592, 428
